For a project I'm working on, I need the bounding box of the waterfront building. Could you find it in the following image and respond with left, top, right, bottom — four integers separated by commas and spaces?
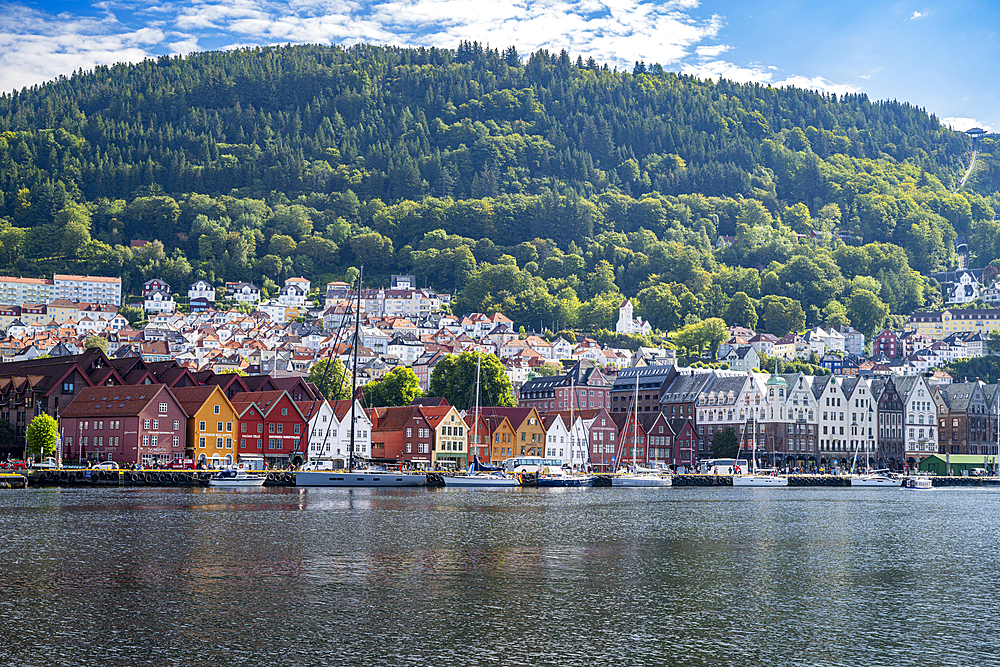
423, 404, 468, 469
659, 370, 713, 455
896, 375, 938, 466
695, 373, 765, 458
369, 405, 433, 468
230, 390, 306, 467
932, 381, 989, 457
870, 377, 905, 470
540, 412, 572, 465
477, 406, 546, 459
666, 418, 698, 471
172, 385, 238, 468
328, 399, 372, 463
60, 384, 187, 465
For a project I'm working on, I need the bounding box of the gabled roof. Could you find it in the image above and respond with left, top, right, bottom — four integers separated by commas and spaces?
170, 385, 226, 418
61, 384, 173, 418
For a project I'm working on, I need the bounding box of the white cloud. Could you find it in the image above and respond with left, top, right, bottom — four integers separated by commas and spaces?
695, 44, 730, 58
942, 117, 992, 133
774, 75, 860, 96
681, 60, 859, 95
910, 10, 926, 20
0, 0, 856, 103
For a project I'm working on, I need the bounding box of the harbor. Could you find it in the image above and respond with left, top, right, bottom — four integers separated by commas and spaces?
10, 468, 1000, 488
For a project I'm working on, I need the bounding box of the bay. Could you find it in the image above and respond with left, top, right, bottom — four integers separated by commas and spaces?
0, 485, 996, 666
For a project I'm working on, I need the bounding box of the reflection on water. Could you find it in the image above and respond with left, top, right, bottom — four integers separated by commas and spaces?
1, 486, 999, 666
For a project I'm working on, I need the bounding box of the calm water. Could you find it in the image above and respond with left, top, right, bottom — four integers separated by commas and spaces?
1, 485, 998, 666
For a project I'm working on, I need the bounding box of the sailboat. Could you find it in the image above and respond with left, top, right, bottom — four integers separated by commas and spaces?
295, 267, 427, 488
732, 413, 788, 487
611, 369, 671, 487
443, 355, 520, 488
850, 426, 902, 487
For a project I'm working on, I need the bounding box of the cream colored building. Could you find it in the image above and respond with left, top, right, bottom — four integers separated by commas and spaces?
907, 309, 1000, 340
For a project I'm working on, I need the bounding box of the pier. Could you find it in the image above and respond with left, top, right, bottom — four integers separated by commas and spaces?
17, 469, 298, 488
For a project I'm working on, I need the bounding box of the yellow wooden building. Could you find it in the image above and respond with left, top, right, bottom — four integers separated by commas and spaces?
171, 385, 239, 467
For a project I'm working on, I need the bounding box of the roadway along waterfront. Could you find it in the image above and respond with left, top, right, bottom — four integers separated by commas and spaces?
2, 485, 999, 666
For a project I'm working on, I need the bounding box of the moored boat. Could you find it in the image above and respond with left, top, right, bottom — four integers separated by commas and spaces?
295, 467, 427, 487
732, 470, 788, 487
442, 472, 521, 487
851, 470, 903, 487
536, 466, 593, 487
610, 469, 673, 487
208, 468, 266, 487
905, 474, 933, 489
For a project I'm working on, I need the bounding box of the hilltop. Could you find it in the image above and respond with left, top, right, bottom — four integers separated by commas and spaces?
0, 42, 997, 339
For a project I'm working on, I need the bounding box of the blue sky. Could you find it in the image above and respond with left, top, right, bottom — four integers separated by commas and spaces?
1, 0, 996, 131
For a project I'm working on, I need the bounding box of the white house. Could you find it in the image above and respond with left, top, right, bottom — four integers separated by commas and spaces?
225, 282, 261, 305
144, 289, 176, 314
189, 280, 216, 302
898, 375, 938, 461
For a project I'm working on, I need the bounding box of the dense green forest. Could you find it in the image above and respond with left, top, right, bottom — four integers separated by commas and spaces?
0, 42, 998, 340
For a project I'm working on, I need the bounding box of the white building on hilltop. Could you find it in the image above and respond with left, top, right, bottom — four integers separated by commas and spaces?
616, 299, 652, 336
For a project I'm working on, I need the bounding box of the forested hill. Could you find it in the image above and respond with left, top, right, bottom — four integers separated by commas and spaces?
0, 42, 998, 341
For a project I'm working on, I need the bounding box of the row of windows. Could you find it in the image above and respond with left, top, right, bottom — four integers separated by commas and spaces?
199, 437, 234, 449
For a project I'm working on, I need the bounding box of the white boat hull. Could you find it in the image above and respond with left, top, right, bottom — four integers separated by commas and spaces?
294, 470, 426, 487
610, 474, 673, 487
732, 475, 789, 487
906, 476, 933, 489
851, 475, 903, 487
443, 474, 521, 487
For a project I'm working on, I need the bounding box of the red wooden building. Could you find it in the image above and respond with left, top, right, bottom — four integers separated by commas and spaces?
60, 384, 188, 465
369, 405, 433, 468
231, 390, 306, 468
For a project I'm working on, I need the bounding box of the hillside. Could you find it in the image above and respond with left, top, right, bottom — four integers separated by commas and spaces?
0, 42, 997, 339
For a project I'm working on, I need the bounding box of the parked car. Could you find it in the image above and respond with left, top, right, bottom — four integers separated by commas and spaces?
33, 457, 58, 469
1, 459, 28, 470
93, 461, 120, 470
165, 458, 195, 470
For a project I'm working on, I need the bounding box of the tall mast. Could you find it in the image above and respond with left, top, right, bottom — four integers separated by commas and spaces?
570, 371, 575, 467
631, 368, 640, 468
473, 353, 481, 467
348, 266, 363, 474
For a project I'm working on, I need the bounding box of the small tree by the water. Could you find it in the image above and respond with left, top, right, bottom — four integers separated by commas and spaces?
710, 426, 740, 459
26, 413, 60, 460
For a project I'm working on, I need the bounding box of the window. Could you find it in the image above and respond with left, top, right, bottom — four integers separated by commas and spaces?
199, 437, 206, 448
214, 405, 220, 414
151, 436, 158, 446
281, 408, 288, 416
63, 382, 74, 394
199, 421, 206, 431
240, 439, 246, 448
143, 419, 150, 429
152, 420, 159, 430
277, 424, 283, 434
294, 424, 301, 435
216, 437, 223, 448
226, 438, 233, 449
142, 435, 149, 446
173, 420, 179, 430
172, 436, 179, 447
159, 402, 168, 413
226, 421, 232, 432
269, 423, 276, 433
257, 424, 263, 433
241, 423, 246, 433
217, 421, 223, 432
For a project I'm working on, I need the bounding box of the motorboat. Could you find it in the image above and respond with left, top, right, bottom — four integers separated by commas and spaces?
536, 466, 593, 487
295, 467, 427, 487
732, 470, 788, 487
610, 468, 673, 487
851, 470, 903, 487
442, 471, 521, 487
905, 474, 933, 489
208, 468, 266, 487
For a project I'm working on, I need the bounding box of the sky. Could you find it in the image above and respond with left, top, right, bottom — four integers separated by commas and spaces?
0, 0, 996, 131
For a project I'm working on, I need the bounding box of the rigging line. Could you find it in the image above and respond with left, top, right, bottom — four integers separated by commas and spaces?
309, 272, 361, 462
